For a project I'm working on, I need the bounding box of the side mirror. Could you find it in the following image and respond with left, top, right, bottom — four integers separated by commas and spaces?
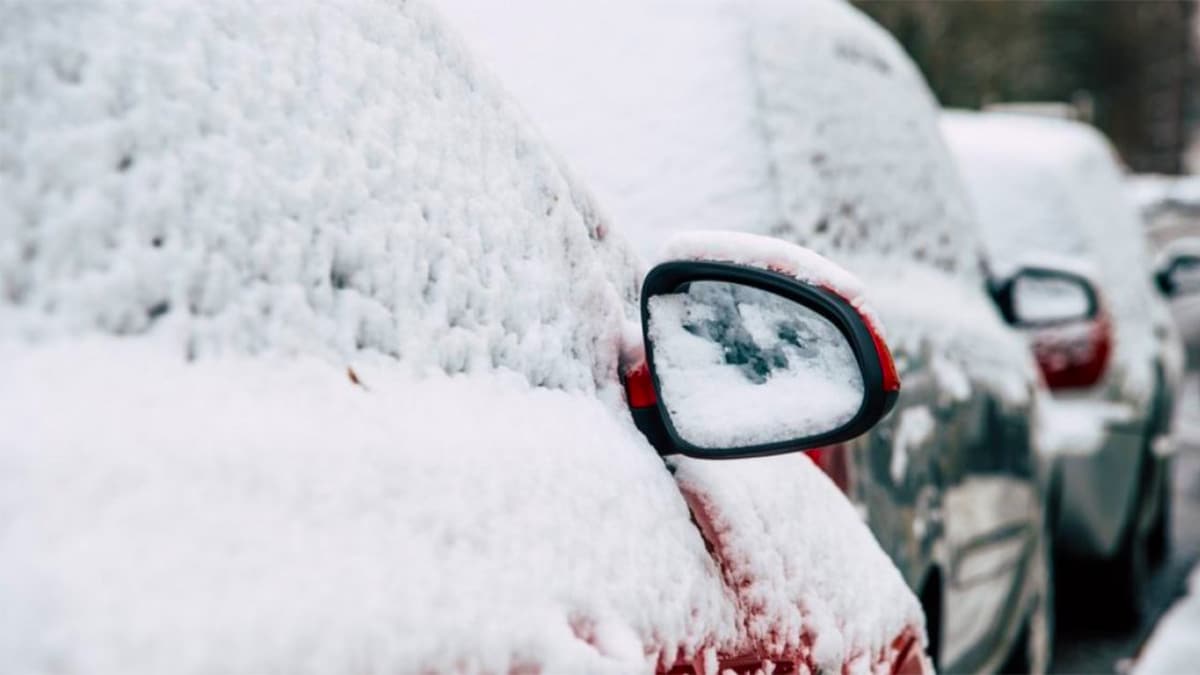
990, 265, 1111, 390
624, 237, 899, 459
1155, 248, 1200, 297
991, 267, 1099, 328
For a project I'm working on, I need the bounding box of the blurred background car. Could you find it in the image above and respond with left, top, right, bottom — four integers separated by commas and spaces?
438, 0, 1057, 671
0, 1, 930, 673
1129, 174, 1200, 367
942, 111, 1187, 624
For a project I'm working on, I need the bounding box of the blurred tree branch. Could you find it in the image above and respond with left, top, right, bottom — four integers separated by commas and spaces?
853, 0, 1200, 174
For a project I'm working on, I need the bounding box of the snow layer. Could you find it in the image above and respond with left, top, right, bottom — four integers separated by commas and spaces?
660, 230, 866, 304
0, 337, 741, 674
670, 454, 923, 674
1128, 173, 1200, 218
1033, 394, 1129, 458
438, 0, 980, 277
0, 0, 742, 672
1134, 564, 1200, 674
0, 0, 641, 394
941, 111, 1160, 404
0, 0, 928, 672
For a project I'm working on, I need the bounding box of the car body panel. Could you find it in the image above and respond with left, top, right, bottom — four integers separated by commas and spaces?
852, 273, 1044, 673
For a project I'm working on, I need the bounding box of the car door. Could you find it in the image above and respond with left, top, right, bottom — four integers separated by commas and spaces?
847, 269, 1043, 673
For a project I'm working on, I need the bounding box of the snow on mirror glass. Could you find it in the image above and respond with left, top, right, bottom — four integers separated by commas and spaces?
1012, 275, 1090, 324
647, 281, 864, 449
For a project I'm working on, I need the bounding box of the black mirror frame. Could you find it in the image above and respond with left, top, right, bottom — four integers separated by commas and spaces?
1156, 253, 1200, 297
990, 266, 1099, 329
631, 260, 899, 460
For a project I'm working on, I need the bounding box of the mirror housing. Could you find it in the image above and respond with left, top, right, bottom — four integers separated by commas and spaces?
990, 265, 1111, 390
1155, 242, 1200, 297
625, 257, 899, 459
991, 266, 1099, 328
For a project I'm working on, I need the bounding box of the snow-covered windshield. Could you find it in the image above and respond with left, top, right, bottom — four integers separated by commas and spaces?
940, 113, 1093, 268
648, 281, 863, 448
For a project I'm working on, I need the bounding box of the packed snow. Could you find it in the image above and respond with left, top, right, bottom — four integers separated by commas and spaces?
0, 338, 742, 674
0, 0, 927, 673
647, 281, 863, 448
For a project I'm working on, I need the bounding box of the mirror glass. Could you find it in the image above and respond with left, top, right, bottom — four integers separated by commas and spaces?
1011, 273, 1091, 325
646, 281, 865, 449
1165, 255, 1200, 296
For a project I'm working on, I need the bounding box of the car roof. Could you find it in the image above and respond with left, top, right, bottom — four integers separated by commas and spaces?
0, 0, 640, 395
439, 0, 981, 279
941, 110, 1159, 378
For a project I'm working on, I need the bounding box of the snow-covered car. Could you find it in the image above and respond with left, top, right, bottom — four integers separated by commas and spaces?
436, 0, 1053, 672
1128, 174, 1200, 364
0, 1, 930, 674
942, 111, 1186, 621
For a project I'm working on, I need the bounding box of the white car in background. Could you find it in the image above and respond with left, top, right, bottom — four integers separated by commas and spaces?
942, 111, 1187, 622
0, 1, 924, 673
439, 0, 1059, 672
1128, 174, 1200, 365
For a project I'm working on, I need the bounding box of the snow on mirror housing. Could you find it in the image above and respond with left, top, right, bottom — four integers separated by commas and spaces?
627, 261, 900, 459
993, 267, 1099, 328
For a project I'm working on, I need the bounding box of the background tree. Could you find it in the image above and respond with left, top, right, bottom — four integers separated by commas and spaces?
853, 0, 1200, 174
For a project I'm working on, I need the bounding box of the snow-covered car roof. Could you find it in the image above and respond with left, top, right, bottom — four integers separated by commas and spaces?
0, 1, 921, 672
438, 0, 980, 279
939, 112, 1137, 272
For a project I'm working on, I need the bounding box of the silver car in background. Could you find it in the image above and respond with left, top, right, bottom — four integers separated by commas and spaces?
943, 111, 1186, 622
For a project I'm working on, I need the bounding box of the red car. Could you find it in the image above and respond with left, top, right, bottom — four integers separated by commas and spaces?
0, 1, 926, 673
